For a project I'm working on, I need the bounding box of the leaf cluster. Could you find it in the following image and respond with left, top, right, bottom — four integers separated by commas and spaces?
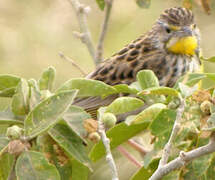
0, 56, 215, 179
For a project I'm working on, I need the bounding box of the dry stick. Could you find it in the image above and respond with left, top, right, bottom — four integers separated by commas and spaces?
158, 97, 185, 167
117, 145, 142, 168
59, 52, 87, 76
95, 0, 113, 63
149, 132, 215, 180
98, 119, 119, 180
67, 0, 96, 63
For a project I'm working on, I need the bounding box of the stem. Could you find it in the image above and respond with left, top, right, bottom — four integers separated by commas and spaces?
95, 0, 113, 63
59, 52, 87, 76
67, 0, 96, 63
158, 97, 185, 167
117, 145, 142, 168
98, 115, 119, 180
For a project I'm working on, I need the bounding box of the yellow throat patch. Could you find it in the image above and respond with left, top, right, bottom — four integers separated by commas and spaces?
167, 36, 198, 56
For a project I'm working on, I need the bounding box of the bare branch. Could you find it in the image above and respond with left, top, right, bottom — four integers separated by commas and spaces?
98, 116, 119, 180
158, 97, 185, 167
149, 132, 215, 180
127, 139, 148, 156
59, 52, 87, 76
67, 0, 96, 63
95, 0, 113, 63
117, 145, 142, 168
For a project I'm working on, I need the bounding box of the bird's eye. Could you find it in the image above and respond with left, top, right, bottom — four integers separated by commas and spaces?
165, 27, 171, 33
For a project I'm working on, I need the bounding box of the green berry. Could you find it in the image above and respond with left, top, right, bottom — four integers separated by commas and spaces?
101, 113, 117, 128
6, 125, 23, 140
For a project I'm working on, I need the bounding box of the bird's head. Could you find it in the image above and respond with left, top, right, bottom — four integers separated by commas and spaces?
152, 7, 200, 57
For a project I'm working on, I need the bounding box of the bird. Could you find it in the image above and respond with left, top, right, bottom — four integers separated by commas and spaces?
75, 7, 201, 116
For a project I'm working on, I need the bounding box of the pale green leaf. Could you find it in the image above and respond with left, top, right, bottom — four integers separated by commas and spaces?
96, 0, 105, 10
129, 103, 166, 125
24, 90, 78, 139
49, 122, 91, 168
38, 66, 56, 91
57, 78, 117, 98
0, 74, 20, 97
106, 97, 144, 115
137, 70, 159, 90
15, 151, 60, 180
150, 109, 176, 149
138, 87, 179, 97
11, 79, 29, 116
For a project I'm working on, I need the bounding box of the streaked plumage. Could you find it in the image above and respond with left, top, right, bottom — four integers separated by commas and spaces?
75, 7, 201, 115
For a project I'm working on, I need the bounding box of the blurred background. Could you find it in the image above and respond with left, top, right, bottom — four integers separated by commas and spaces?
0, 0, 215, 88
0, 0, 215, 179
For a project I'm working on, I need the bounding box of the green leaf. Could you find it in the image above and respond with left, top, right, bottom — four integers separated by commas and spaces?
105, 97, 144, 115
49, 122, 91, 168
163, 171, 180, 180
129, 103, 166, 125
203, 113, 215, 131
0, 74, 20, 97
0, 137, 10, 154
174, 73, 206, 88
11, 78, 30, 116
0, 153, 14, 180
71, 159, 89, 180
150, 109, 176, 149
96, 0, 105, 10
89, 121, 149, 162
137, 70, 159, 90
28, 79, 41, 110
37, 134, 73, 180
201, 56, 215, 63
0, 109, 23, 125
113, 84, 138, 94
178, 83, 198, 97
130, 158, 159, 180
24, 90, 78, 139
206, 155, 215, 179
57, 78, 117, 98
38, 66, 56, 91
205, 73, 215, 82
135, 0, 151, 8
138, 87, 179, 97
15, 151, 60, 180
192, 154, 212, 177
63, 105, 91, 141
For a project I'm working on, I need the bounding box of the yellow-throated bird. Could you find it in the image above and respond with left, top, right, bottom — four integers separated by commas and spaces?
75, 7, 201, 116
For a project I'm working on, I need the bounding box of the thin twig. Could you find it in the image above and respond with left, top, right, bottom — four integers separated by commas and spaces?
127, 139, 148, 156
67, 0, 96, 63
98, 117, 119, 180
117, 145, 142, 168
158, 96, 185, 167
59, 52, 87, 76
95, 0, 113, 63
149, 132, 215, 180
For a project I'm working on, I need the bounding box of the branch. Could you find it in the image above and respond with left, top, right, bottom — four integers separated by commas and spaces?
158, 97, 185, 167
127, 139, 148, 156
59, 52, 87, 76
67, 0, 96, 63
98, 117, 119, 180
95, 0, 113, 63
117, 145, 142, 168
149, 132, 215, 180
